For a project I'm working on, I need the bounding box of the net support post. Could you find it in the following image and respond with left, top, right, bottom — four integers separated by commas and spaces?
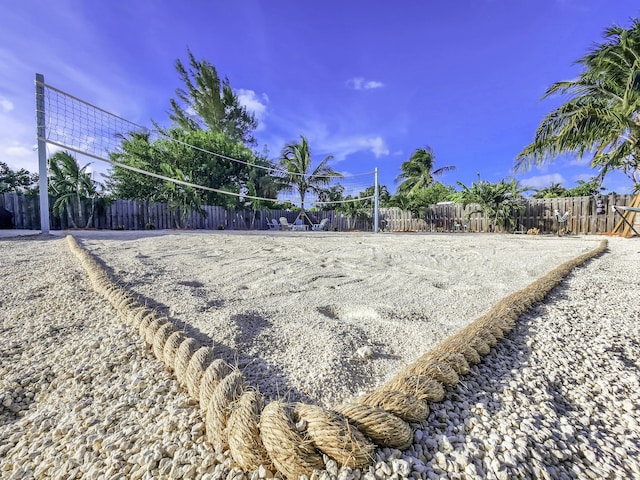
36, 73, 50, 234
374, 167, 379, 233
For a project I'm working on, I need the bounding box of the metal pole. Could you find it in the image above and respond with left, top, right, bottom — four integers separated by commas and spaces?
374, 167, 379, 233
36, 73, 50, 233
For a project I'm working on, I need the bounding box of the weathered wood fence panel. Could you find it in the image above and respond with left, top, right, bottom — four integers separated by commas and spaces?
1, 193, 634, 234
0, 193, 41, 229
380, 194, 634, 234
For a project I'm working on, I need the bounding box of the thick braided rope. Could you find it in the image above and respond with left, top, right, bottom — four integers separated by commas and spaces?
65, 235, 607, 479
333, 403, 413, 449
358, 390, 430, 422
174, 337, 201, 385
376, 240, 608, 396
260, 401, 325, 479
205, 370, 246, 449
164, 331, 187, 370
200, 359, 232, 408
153, 322, 177, 361
294, 403, 376, 468
185, 346, 215, 399
227, 390, 274, 471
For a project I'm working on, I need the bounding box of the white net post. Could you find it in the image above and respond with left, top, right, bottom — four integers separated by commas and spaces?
374, 167, 379, 233
35, 73, 50, 234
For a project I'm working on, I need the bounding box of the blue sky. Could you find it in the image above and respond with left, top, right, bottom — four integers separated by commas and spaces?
1, 0, 639, 195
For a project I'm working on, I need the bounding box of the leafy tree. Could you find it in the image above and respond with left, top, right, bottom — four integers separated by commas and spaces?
329, 185, 391, 230
109, 129, 279, 209
106, 132, 163, 200
395, 146, 456, 195
452, 176, 528, 232
169, 49, 257, 146
386, 182, 455, 217
387, 192, 413, 211
412, 181, 456, 207
516, 19, 640, 192
0, 162, 38, 193
340, 197, 360, 229
533, 178, 604, 198
377, 185, 393, 206
315, 184, 390, 214
158, 163, 205, 228
240, 156, 283, 227
317, 184, 345, 211
278, 135, 342, 212
532, 182, 567, 199
565, 178, 605, 197
48, 151, 104, 228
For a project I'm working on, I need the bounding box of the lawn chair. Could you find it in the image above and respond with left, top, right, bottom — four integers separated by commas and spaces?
266, 219, 279, 230
312, 218, 329, 231
554, 209, 571, 236
279, 217, 293, 230
612, 205, 640, 236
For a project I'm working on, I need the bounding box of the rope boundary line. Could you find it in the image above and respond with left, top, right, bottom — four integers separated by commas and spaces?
65, 234, 608, 479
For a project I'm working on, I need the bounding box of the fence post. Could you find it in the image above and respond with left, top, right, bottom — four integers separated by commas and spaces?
35, 73, 50, 233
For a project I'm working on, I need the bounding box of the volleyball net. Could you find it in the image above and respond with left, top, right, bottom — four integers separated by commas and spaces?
35, 74, 379, 227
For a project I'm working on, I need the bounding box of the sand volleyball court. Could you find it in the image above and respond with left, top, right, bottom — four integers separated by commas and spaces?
72, 231, 602, 407
1, 230, 638, 479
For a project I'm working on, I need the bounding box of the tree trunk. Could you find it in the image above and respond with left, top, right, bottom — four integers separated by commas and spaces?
66, 203, 78, 229
85, 197, 96, 228
76, 193, 85, 229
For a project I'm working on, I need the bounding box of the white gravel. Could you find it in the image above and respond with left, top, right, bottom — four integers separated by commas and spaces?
1, 231, 638, 480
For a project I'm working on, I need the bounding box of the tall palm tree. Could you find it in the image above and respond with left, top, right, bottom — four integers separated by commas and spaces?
395, 146, 455, 196
278, 135, 342, 212
48, 151, 102, 228
516, 19, 640, 191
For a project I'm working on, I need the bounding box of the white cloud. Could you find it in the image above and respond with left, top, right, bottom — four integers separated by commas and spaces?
364, 80, 384, 89
367, 137, 390, 157
5, 145, 32, 158
568, 155, 591, 167
237, 89, 269, 131
519, 173, 567, 189
253, 102, 388, 169
316, 135, 390, 161
0, 142, 37, 172
0, 102, 37, 172
346, 77, 385, 90
0, 98, 13, 112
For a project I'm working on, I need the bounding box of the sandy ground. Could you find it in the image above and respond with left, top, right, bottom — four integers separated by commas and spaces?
65, 230, 603, 407
2, 230, 639, 479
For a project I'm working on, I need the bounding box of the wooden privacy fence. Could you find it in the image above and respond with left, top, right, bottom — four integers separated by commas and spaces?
380, 194, 636, 234
0, 194, 374, 232
0, 193, 635, 235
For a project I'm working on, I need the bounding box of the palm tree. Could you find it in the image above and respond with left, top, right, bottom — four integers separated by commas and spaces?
159, 163, 206, 228
278, 135, 342, 214
48, 151, 102, 228
395, 146, 456, 196
453, 176, 527, 232
533, 182, 567, 199
516, 19, 640, 191
241, 161, 282, 228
